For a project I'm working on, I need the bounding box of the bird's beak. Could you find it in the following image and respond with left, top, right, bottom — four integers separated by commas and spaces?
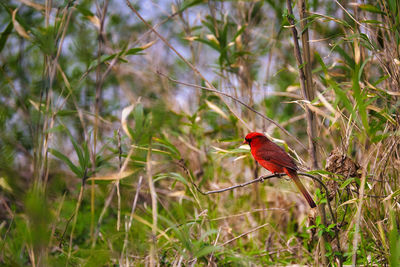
243, 140, 248, 145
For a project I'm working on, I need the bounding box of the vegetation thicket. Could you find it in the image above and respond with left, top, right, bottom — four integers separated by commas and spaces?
0, 0, 399, 265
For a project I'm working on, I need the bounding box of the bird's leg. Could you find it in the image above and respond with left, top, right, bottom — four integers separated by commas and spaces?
276, 172, 289, 181
283, 174, 291, 181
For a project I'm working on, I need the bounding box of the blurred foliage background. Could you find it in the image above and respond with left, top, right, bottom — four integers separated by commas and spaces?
1, 0, 400, 265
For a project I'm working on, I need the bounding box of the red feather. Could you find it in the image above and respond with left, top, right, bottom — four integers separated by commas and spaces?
244, 132, 316, 208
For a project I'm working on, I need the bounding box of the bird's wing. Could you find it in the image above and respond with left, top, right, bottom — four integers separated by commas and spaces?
254, 145, 298, 171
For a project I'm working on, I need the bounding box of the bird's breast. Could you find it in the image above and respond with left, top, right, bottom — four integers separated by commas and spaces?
256, 159, 285, 173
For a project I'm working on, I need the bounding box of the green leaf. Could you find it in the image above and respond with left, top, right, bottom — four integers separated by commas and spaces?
358, 4, 385, 14
0, 22, 12, 53
340, 177, 355, 189
360, 19, 383, 25
45, 125, 65, 134
76, 5, 95, 17
180, 0, 206, 12
390, 210, 400, 265
56, 110, 77, 117
154, 172, 189, 187
153, 137, 181, 159
194, 37, 220, 52
334, 45, 355, 69
49, 148, 82, 177
233, 24, 247, 41
352, 64, 369, 133
194, 245, 220, 258
64, 128, 85, 170
315, 52, 328, 75
125, 47, 144, 55
88, 54, 122, 70
329, 79, 355, 118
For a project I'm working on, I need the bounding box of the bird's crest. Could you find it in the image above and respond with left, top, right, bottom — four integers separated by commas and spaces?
245, 132, 266, 140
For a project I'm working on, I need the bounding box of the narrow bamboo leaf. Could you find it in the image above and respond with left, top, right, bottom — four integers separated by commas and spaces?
49, 148, 82, 177
64, 129, 85, 169
88, 54, 117, 70
389, 210, 400, 265
194, 245, 220, 258
352, 66, 369, 133
360, 20, 383, 25
125, 47, 144, 55
315, 52, 328, 75
358, 4, 385, 14
180, 0, 206, 12
334, 45, 355, 69
56, 110, 77, 117
233, 24, 247, 40
195, 37, 220, 51
328, 80, 355, 118
340, 178, 355, 189
154, 172, 189, 187
0, 22, 13, 53
45, 125, 65, 134
153, 137, 181, 159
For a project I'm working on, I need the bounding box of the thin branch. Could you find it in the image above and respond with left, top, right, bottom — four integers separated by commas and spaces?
193, 173, 285, 195
192, 172, 336, 228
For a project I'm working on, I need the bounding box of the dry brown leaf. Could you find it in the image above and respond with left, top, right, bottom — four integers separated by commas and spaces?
141, 40, 157, 50
121, 104, 135, 138
87, 170, 134, 181
87, 15, 100, 29
18, 0, 45, 11
206, 100, 229, 120
12, 8, 30, 40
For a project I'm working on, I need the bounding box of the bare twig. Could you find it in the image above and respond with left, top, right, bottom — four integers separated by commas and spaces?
193, 173, 285, 195
191, 172, 336, 225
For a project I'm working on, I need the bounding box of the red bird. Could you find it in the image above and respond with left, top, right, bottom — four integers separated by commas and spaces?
244, 132, 316, 208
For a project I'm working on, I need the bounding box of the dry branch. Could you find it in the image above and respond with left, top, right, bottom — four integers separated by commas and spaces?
191, 172, 336, 223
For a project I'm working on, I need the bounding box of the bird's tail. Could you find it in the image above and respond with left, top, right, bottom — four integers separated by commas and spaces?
284, 168, 316, 208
